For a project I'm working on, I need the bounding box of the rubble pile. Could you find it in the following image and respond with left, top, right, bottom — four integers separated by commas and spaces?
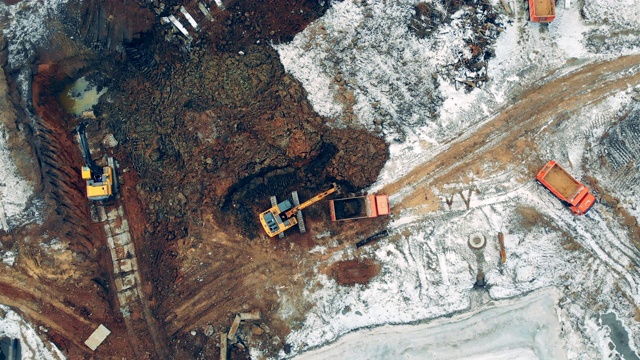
410, 0, 504, 92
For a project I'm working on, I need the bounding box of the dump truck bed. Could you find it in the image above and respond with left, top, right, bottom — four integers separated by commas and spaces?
537, 160, 596, 215
540, 163, 582, 201
532, 0, 554, 16
331, 197, 368, 221
330, 195, 389, 221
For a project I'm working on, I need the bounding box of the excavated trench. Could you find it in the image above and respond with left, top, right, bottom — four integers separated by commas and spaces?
2, 0, 390, 358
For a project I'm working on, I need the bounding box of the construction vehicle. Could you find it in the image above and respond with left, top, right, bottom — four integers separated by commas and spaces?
536, 160, 595, 215
528, 0, 556, 22
77, 123, 116, 201
329, 194, 390, 221
259, 184, 337, 237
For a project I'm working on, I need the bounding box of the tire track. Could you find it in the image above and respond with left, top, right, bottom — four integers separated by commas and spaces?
382, 55, 640, 210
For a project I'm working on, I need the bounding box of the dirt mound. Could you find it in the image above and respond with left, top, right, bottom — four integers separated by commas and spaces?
329, 259, 381, 286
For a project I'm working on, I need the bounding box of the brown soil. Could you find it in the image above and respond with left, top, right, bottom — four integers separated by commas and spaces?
327, 259, 381, 286
543, 165, 581, 200
0, 60, 138, 358
1, 1, 389, 359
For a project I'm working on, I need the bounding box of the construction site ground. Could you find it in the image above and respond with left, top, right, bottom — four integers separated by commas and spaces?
1, 0, 640, 359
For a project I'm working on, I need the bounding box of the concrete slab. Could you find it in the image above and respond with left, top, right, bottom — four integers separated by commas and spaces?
110, 218, 129, 235
106, 208, 119, 221
84, 324, 111, 351
112, 232, 131, 248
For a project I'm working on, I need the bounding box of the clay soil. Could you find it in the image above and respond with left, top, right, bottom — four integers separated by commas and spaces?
327, 259, 381, 286
1, 0, 391, 359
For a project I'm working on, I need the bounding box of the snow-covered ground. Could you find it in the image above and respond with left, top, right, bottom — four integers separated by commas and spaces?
1, 0, 639, 358
0, 122, 35, 232
0, 305, 64, 360
276, 0, 640, 359
294, 288, 566, 360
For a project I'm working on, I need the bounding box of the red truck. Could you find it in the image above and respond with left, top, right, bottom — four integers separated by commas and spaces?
329, 195, 390, 221
528, 0, 556, 22
536, 160, 596, 215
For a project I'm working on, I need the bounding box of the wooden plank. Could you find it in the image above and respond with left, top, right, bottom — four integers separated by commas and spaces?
498, 232, 506, 264
220, 333, 228, 360
227, 315, 241, 341
239, 310, 261, 321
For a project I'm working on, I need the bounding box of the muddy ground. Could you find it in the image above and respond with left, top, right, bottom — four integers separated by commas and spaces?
1, 0, 392, 359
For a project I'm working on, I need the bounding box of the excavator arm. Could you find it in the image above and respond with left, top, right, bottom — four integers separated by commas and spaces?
259, 184, 338, 237
77, 122, 115, 201
77, 122, 104, 181
283, 184, 337, 218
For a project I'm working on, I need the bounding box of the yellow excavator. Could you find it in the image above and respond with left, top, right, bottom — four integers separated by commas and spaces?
259, 184, 337, 237
77, 123, 116, 201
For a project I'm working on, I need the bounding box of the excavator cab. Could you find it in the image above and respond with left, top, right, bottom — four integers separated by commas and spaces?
259, 200, 296, 237
77, 123, 116, 201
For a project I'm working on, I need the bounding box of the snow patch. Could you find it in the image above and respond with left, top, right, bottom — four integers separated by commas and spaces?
0, 123, 35, 231
0, 305, 65, 360
0, 0, 69, 69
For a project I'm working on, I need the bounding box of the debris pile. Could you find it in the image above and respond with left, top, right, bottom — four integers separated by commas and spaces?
410, 0, 504, 92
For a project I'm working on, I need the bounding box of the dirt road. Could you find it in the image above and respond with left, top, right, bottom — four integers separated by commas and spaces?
381, 54, 640, 211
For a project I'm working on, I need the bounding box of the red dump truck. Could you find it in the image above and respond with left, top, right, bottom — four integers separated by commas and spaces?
536, 160, 596, 215
329, 195, 390, 221
529, 0, 556, 22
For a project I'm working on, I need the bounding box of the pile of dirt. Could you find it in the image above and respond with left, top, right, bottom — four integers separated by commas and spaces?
329, 259, 381, 286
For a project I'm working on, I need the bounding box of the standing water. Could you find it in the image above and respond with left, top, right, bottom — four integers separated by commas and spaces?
600, 312, 640, 360
58, 76, 107, 115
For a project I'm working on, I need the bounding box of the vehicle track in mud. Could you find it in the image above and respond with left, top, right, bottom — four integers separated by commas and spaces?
381, 54, 640, 214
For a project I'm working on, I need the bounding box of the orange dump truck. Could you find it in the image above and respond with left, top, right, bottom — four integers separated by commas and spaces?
330, 195, 390, 221
529, 0, 556, 22
536, 160, 596, 215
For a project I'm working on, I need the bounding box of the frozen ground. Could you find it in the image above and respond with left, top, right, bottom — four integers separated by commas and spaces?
0, 70, 36, 233
276, 0, 640, 359
1, 0, 639, 358
294, 288, 565, 360
0, 122, 35, 232
0, 305, 64, 360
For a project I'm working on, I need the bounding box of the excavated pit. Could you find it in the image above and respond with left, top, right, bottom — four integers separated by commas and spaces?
2, 0, 391, 358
